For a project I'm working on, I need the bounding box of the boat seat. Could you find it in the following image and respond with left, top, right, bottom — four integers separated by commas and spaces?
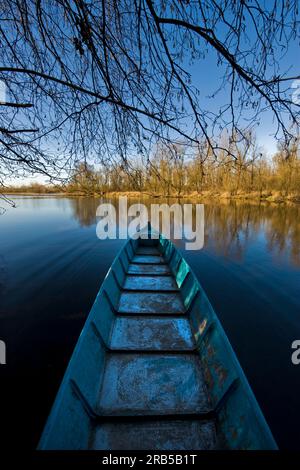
97, 353, 211, 416
127, 264, 171, 275
132, 255, 165, 264
123, 275, 178, 291
90, 419, 217, 450
135, 246, 161, 256
117, 292, 185, 314
110, 317, 195, 351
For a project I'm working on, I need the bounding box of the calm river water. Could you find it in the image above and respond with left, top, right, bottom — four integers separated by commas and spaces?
0, 196, 299, 449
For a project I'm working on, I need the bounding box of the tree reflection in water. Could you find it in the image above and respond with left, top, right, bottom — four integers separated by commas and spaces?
69, 197, 300, 266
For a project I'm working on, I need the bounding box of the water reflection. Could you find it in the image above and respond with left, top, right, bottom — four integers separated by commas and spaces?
1, 195, 300, 449
69, 197, 102, 227
69, 197, 300, 266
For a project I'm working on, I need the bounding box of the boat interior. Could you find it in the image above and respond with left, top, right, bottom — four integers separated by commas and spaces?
39, 233, 277, 450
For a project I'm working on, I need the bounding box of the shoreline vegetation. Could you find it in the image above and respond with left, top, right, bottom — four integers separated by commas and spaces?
4, 138, 300, 204
4, 186, 300, 204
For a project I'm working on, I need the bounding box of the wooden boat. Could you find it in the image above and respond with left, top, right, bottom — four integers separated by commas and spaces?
38, 227, 277, 450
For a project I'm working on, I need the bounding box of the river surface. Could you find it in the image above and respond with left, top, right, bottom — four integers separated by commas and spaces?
0, 196, 299, 450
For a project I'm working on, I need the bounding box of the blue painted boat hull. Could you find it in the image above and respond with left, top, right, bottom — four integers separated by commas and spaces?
38, 230, 277, 450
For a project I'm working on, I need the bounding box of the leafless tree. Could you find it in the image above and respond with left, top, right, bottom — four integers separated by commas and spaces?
0, 0, 299, 189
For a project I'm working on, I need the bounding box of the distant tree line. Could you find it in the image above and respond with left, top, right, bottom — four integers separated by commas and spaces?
64, 135, 300, 200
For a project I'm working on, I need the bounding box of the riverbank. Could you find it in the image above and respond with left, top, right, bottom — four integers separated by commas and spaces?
4, 189, 300, 204
104, 190, 300, 204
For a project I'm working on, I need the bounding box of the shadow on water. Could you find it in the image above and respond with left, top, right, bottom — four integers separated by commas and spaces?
0, 196, 299, 450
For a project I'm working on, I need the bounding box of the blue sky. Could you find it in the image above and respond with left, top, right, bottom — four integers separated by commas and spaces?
5, 2, 299, 186
186, 33, 299, 157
